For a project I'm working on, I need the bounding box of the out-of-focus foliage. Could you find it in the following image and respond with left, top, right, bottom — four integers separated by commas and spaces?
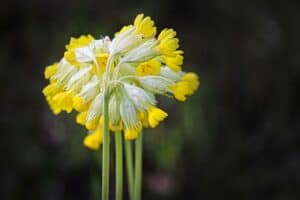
0, 0, 299, 200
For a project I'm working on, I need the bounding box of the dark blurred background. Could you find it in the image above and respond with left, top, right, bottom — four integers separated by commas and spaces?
1, 0, 300, 199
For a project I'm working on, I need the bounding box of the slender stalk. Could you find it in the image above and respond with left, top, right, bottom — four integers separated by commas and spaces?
102, 94, 110, 200
115, 132, 123, 200
125, 140, 134, 200
134, 132, 143, 200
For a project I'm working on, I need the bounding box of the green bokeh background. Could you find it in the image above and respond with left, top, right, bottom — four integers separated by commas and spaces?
1, 0, 299, 199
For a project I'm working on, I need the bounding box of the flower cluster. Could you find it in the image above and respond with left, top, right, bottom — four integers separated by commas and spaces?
43, 14, 199, 150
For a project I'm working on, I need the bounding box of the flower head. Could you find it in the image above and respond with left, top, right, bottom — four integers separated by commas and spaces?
43, 13, 199, 150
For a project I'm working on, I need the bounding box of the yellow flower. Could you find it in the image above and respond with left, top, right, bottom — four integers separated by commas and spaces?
42, 13, 199, 150
109, 121, 123, 132
171, 81, 191, 101
45, 96, 62, 115
64, 35, 94, 66
124, 122, 142, 140
157, 29, 179, 56
163, 53, 183, 72
148, 106, 168, 128
44, 63, 58, 79
134, 13, 156, 38
138, 111, 149, 128
182, 72, 200, 92
171, 73, 199, 101
73, 96, 89, 112
136, 59, 160, 76
76, 111, 87, 125
52, 91, 74, 113
85, 118, 99, 130
83, 128, 103, 150
95, 53, 109, 74
157, 29, 185, 71
42, 82, 59, 97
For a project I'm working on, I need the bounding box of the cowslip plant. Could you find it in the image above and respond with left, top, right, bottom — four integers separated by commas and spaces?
43, 13, 199, 200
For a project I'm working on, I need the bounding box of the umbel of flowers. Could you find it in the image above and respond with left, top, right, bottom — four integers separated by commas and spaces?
43, 13, 199, 200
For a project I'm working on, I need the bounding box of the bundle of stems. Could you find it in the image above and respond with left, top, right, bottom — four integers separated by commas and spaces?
101, 95, 143, 200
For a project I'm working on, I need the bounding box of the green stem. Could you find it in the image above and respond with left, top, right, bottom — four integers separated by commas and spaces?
115, 132, 123, 200
102, 94, 110, 200
134, 132, 143, 200
125, 140, 134, 200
